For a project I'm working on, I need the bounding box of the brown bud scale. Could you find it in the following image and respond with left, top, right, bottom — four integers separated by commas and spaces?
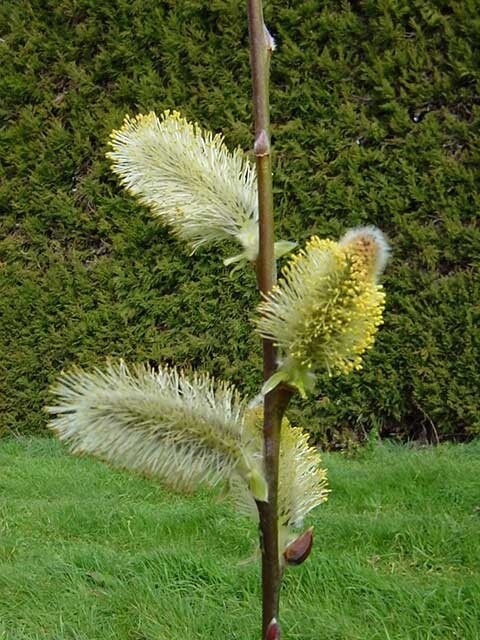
283, 527, 314, 566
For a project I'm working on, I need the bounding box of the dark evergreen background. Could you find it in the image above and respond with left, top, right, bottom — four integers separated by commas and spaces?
1, 0, 479, 443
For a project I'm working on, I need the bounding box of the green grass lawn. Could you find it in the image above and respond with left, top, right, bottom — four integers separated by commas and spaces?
0, 438, 479, 640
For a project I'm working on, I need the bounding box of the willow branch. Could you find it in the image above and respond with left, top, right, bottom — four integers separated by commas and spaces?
247, 2, 293, 637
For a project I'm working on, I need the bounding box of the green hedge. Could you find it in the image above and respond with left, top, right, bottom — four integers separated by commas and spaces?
1, 0, 479, 441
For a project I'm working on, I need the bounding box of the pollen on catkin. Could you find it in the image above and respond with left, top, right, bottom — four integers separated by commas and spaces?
229, 408, 329, 530
255, 228, 389, 396
277, 417, 329, 529
108, 111, 259, 257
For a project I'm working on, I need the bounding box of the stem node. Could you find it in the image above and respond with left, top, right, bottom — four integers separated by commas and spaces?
263, 25, 276, 52
254, 129, 271, 157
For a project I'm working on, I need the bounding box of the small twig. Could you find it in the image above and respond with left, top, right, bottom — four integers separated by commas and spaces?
413, 398, 440, 445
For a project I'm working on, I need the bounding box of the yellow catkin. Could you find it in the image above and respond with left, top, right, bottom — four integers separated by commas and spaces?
256, 228, 389, 394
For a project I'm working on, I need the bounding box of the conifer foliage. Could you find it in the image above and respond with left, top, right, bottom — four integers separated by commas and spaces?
2, 4, 478, 440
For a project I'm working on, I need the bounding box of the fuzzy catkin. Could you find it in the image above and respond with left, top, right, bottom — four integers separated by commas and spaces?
256, 228, 389, 395
108, 111, 259, 257
47, 361, 263, 494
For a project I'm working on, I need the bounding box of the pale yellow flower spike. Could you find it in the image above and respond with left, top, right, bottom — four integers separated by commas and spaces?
108, 111, 259, 257
46, 360, 267, 501
230, 408, 329, 532
277, 416, 329, 529
108, 111, 296, 265
256, 227, 390, 397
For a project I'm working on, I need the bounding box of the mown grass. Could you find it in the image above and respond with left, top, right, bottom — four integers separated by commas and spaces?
1, 438, 479, 639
